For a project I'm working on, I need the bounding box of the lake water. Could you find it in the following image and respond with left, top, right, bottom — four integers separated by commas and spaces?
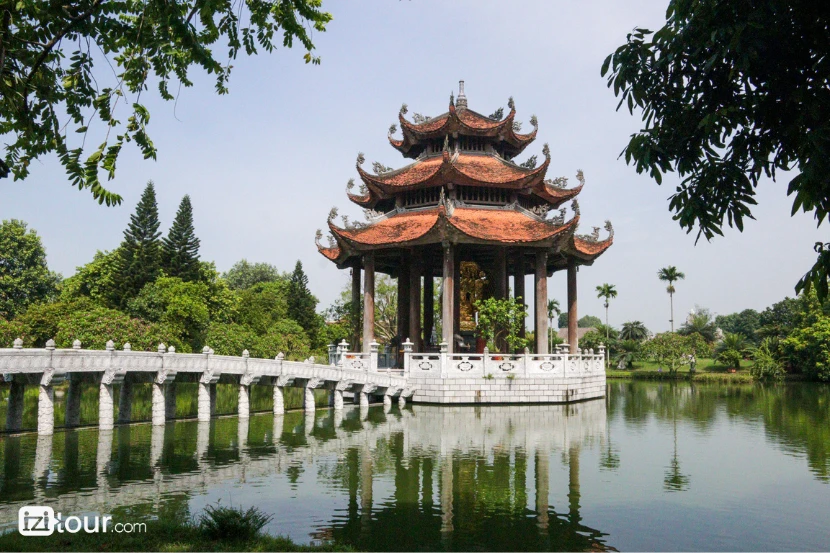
1, 381, 828, 551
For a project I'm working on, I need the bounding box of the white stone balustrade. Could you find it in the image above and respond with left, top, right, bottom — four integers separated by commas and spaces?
0, 339, 408, 435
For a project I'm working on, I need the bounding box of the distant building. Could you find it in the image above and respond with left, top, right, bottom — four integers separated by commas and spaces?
557, 327, 597, 343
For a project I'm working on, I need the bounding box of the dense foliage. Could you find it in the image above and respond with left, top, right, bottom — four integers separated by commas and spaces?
715, 309, 761, 344
0, 219, 60, 318
603, 1, 830, 299
475, 297, 529, 353
116, 182, 162, 307
0, 0, 332, 205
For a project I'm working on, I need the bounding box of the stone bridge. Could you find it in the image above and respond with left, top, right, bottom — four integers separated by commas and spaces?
1, 337, 606, 436
0, 339, 410, 435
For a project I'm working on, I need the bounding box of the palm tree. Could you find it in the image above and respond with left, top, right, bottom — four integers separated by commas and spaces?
620, 321, 650, 341
547, 299, 561, 353
657, 266, 685, 331
595, 283, 617, 366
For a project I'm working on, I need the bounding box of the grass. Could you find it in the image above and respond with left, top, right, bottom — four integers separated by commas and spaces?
606, 357, 757, 382
0, 506, 353, 552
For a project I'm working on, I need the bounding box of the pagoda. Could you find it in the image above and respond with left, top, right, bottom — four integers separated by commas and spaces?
317, 82, 613, 356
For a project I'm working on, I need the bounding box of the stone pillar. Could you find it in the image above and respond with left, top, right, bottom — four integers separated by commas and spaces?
440, 452, 454, 542
567, 257, 578, 353
117, 377, 133, 424
238, 383, 250, 419
272, 415, 284, 445
410, 250, 422, 351
6, 380, 25, 432
304, 385, 316, 413
150, 423, 164, 467
442, 242, 455, 353
568, 445, 581, 524
352, 264, 362, 351
423, 262, 434, 348
363, 253, 375, 352
196, 421, 210, 467
383, 394, 392, 409
332, 388, 344, 410
164, 382, 177, 420
273, 381, 285, 415
535, 251, 549, 354
151, 382, 166, 426
198, 382, 212, 422
99, 380, 115, 431
514, 251, 526, 340
398, 395, 406, 408
65, 376, 82, 428
38, 383, 55, 436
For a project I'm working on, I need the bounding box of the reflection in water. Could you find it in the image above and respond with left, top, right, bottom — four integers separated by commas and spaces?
0, 382, 829, 551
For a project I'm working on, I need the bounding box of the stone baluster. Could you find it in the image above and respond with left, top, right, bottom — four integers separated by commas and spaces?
37, 339, 62, 436
402, 339, 414, 375
369, 341, 379, 372
338, 339, 349, 366
65, 340, 83, 428
117, 343, 134, 424
439, 341, 449, 377
5, 338, 25, 432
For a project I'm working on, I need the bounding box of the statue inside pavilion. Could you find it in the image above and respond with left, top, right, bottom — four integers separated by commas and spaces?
317, 82, 612, 360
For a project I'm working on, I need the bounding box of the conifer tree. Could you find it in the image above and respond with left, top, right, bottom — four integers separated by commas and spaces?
115, 181, 162, 307
287, 260, 318, 339
162, 195, 201, 281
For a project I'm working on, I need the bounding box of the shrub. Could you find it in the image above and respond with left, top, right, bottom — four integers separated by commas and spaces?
750, 339, 785, 381
199, 504, 272, 542
782, 317, 830, 381
715, 333, 750, 369
54, 306, 182, 351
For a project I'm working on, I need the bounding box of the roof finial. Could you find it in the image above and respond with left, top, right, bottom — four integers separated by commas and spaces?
457, 80, 467, 109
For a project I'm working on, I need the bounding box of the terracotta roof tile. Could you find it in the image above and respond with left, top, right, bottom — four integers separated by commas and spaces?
453, 154, 535, 184
318, 246, 341, 260
456, 108, 506, 130
573, 236, 613, 256
332, 209, 440, 246
448, 208, 571, 243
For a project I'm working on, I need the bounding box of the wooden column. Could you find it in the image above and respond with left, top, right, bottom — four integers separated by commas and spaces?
351, 265, 362, 351
409, 250, 422, 351
398, 256, 411, 345
442, 242, 455, 352
567, 257, 578, 353
362, 253, 375, 352
494, 247, 508, 351
514, 251, 526, 340
452, 249, 461, 342
535, 251, 549, 354
423, 260, 434, 348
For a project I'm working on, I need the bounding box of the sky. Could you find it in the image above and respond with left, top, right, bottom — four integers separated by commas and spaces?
1, 0, 824, 334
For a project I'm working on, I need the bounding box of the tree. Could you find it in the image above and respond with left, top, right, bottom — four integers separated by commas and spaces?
679, 307, 716, 342
287, 261, 319, 342
223, 260, 283, 290
716, 309, 761, 344
758, 297, 801, 339
620, 321, 650, 342
642, 332, 693, 375
715, 333, 750, 370
474, 297, 529, 353
60, 249, 121, 308
116, 181, 162, 307
162, 195, 201, 281
0, 1, 332, 205
0, 219, 60, 318
578, 315, 602, 328
782, 317, 830, 381
547, 298, 561, 353
657, 266, 685, 331
596, 283, 617, 364
602, 1, 830, 300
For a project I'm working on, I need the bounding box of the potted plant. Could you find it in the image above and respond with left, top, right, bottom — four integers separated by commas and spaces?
474, 297, 529, 358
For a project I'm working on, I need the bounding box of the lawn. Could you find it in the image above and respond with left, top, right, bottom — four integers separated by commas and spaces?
606, 357, 756, 382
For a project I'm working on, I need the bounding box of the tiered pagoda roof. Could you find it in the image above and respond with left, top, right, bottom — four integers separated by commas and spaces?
318, 82, 612, 275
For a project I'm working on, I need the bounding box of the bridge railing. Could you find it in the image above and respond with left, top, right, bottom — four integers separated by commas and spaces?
0, 337, 410, 437
400, 339, 605, 379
